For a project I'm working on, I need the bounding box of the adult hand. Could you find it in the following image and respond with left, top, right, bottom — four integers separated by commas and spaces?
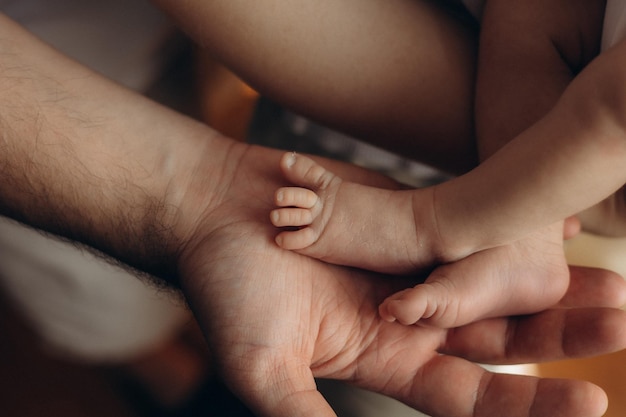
177, 143, 626, 417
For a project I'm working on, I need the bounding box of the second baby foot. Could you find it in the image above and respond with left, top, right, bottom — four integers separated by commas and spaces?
270, 152, 438, 274
378, 224, 570, 327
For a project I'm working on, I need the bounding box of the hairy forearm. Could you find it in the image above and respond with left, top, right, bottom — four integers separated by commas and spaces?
0, 14, 230, 285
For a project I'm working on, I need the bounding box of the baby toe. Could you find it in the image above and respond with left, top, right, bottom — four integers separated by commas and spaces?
275, 187, 318, 208
270, 208, 314, 227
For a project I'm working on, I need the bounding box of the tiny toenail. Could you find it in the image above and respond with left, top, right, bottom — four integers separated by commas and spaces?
285, 152, 296, 168
276, 190, 284, 203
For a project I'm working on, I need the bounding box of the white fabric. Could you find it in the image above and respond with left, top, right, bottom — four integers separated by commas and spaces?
0, 0, 173, 91
565, 232, 626, 279
603, 0, 626, 50
0, 219, 188, 362
0, 0, 188, 363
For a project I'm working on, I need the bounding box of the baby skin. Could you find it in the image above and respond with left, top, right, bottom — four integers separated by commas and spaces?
270, 152, 569, 328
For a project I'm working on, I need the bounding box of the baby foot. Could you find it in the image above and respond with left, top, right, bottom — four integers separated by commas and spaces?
270, 152, 339, 251
379, 224, 570, 327
270, 152, 436, 274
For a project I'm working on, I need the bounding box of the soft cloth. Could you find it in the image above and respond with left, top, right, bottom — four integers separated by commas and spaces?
603, 0, 626, 50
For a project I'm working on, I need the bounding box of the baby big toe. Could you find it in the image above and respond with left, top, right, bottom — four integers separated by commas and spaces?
385, 300, 426, 326
280, 152, 334, 190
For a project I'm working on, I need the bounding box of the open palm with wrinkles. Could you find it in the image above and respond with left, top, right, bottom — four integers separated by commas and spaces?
177, 143, 626, 417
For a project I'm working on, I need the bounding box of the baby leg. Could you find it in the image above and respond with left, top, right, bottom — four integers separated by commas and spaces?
270, 152, 439, 275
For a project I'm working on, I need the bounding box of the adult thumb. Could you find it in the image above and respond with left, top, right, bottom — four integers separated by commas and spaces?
228, 361, 338, 417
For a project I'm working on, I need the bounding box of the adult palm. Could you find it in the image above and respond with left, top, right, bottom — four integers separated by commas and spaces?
179, 143, 626, 417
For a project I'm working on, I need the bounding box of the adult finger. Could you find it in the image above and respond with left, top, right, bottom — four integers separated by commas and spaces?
441, 307, 626, 365
398, 355, 607, 417
225, 357, 337, 417
558, 265, 626, 308
563, 215, 581, 239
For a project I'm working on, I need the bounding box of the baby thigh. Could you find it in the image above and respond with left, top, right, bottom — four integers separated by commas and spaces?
160, 0, 480, 173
